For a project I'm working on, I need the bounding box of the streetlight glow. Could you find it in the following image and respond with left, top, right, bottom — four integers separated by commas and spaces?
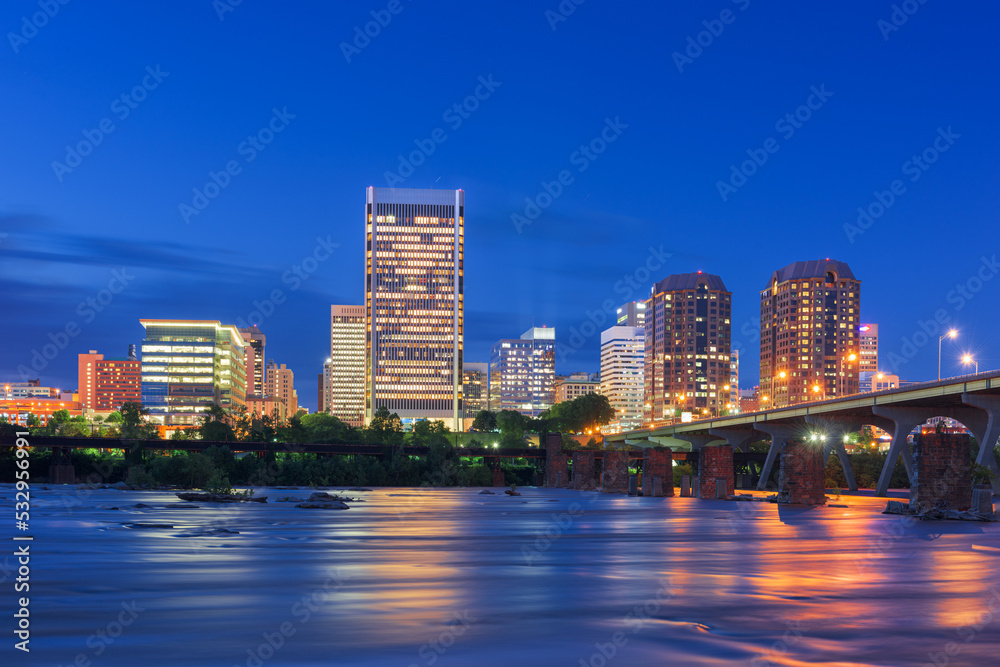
939, 329, 959, 381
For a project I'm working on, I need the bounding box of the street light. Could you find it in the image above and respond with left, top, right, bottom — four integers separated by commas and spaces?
962, 354, 979, 374
938, 329, 958, 380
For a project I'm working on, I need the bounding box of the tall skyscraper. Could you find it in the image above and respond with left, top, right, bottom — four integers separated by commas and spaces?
600, 324, 644, 433
759, 260, 861, 408
462, 361, 488, 426
859, 323, 878, 374
78, 347, 141, 412
140, 320, 247, 425
329, 305, 366, 426
237, 326, 266, 396
616, 301, 646, 327
365, 187, 464, 430
643, 272, 732, 425
266, 361, 299, 417
489, 327, 556, 417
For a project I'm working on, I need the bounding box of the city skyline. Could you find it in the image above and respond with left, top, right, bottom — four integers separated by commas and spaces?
3, 2, 999, 412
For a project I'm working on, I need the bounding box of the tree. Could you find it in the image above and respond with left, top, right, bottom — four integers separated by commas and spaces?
199, 404, 236, 442
367, 406, 404, 447
471, 410, 497, 432
300, 413, 354, 444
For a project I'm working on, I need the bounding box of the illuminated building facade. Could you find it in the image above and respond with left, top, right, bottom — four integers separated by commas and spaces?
462, 361, 488, 426
860, 370, 898, 393
365, 187, 464, 430
859, 323, 878, 374
616, 301, 646, 327
554, 372, 600, 403
644, 272, 732, 425
729, 348, 739, 413
78, 347, 141, 412
140, 320, 247, 425
489, 327, 555, 418
759, 260, 861, 408
329, 305, 366, 426
265, 361, 298, 417
237, 327, 266, 396
600, 325, 644, 433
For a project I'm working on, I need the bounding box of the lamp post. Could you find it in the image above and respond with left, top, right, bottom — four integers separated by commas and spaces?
962, 354, 979, 375
938, 329, 958, 381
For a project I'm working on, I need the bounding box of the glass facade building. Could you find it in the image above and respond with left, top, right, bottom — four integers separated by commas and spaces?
365, 187, 464, 430
489, 327, 556, 418
328, 305, 366, 426
140, 320, 247, 425
600, 325, 645, 433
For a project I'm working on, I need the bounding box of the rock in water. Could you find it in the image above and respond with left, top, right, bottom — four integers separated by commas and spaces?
296, 501, 350, 510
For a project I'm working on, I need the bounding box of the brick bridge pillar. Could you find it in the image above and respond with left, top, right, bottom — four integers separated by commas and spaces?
572, 451, 596, 490
642, 448, 673, 497
911, 433, 972, 512
485, 455, 506, 487
698, 445, 734, 500
777, 440, 827, 505
544, 433, 568, 488
601, 450, 629, 494
48, 446, 75, 484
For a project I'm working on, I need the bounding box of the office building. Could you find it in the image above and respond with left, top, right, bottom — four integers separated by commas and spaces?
600, 324, 644, 433
365, 187, 464, 430
860, 370, 899, 393
759, 260, 861, 408
489, 326, 556, 417
266, 361, 298, 417
237, 327, 266, 396
859, 323, 878, 374
140, 320, 247, 425
616, 301, 646, 327
644, 272, 732, 425
554, 372, 600, 403
78, 347, 141, 412
729, 348, 739, 413
329, 305, 366, 427
462, 361, 488, 426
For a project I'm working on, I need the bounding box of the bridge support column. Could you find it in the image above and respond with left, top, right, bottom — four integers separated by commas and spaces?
698, 445, 734, 500
601, 450, 629, 494
48, 447, 75, 484
778, 440, 827, 505
544, 433, 568, 488
642, 447, 673, 497
911, 433, 973, 511
754, 423, 802, 491
708, 427, 761, 452
678, 434, 726, 450
962, 394, 1000, 493
572, 451, 597, 491
805, 417, 858, 492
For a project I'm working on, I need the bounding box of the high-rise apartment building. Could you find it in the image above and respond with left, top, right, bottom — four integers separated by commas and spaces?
266, 361, 299, 417
237, 327, 266, 396
140, 320, 247, 425
462, 361, 488, 425
78, 347, 141, 412
600, 324, 644, 433
859, 323, 878, 374
329, 305, 366, 426
489, 327, 556, 417
759, 260, 861, 408
365, 187, 464, 430
616, 301, 646, 327
643, 272, 732, 425
729, 348, 739, 413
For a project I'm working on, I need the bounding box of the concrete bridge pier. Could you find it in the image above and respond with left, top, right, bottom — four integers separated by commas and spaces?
805, 416, 862, 492
961, 394, 1000, 493
677, 434, 726, 450
754, 423, 801, 491
708, 427, 761, 452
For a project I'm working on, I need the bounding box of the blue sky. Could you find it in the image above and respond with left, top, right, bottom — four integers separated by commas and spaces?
2, 0, 999, 410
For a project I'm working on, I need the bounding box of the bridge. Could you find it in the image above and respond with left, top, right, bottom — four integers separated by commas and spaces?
604, 370, 1000, 495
